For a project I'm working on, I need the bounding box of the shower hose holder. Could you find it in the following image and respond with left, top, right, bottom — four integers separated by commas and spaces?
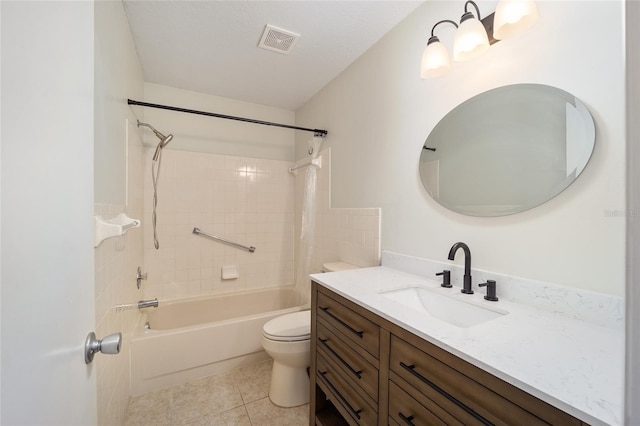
94, 213, 141, 247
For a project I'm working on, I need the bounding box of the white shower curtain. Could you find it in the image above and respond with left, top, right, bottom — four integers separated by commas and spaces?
295, 136, 324, 306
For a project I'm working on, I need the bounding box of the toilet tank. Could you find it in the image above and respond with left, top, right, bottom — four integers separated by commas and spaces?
322, 262, 359, 272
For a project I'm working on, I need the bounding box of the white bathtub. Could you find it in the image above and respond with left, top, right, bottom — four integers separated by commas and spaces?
130, 286, 306, 395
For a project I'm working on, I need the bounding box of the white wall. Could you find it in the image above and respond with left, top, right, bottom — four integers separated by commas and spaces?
296, 1, 625, 297
94, 1, 145, 424
142, 83, 296, 161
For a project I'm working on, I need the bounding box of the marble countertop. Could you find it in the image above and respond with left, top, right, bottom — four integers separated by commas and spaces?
310, 266, 624, 426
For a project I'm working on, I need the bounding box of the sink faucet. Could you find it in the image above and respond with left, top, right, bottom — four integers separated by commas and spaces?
448, 242, 473, 294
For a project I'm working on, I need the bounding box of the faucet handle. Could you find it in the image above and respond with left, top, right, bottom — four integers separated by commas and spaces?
136, 266, 148, 289
435, 270, 452, 288
478, 280, 498, 301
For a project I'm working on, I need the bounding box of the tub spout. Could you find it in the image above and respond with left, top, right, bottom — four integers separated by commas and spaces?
138, 298, 158, 309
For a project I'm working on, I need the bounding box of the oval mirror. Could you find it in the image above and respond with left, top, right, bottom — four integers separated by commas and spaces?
419, 84, 595, 217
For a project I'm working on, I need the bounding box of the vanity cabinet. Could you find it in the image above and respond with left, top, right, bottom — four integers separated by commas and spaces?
312, 286, 384, 425
310, 281, 586, 426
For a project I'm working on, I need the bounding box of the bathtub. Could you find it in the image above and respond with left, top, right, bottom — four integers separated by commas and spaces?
130, 286, 306, 395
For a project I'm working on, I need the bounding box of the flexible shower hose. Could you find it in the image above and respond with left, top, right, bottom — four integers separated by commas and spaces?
151, 148, 163, 249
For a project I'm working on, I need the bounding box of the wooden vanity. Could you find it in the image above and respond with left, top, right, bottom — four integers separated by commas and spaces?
310, 280, 589, 426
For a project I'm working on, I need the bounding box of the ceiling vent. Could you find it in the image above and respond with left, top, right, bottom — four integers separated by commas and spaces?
258, 25, 300, 55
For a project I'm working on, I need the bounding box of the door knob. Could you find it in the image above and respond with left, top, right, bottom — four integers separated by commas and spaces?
84, 332, 122, 364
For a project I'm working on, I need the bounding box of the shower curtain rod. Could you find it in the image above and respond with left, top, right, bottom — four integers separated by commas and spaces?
127, 99, 328, 137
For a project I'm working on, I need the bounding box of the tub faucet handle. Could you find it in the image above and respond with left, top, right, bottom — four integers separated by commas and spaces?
136, 266, 147, 289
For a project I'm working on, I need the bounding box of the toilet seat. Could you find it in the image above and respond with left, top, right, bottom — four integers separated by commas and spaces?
263, 310, 310, 342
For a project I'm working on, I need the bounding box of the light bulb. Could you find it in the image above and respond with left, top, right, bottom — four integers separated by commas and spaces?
493, 0, 539, 40
453, 15, 490, 61
421, 37, 451, 79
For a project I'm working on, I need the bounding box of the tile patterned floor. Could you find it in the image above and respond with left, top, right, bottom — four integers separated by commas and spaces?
124, 360, 309, 426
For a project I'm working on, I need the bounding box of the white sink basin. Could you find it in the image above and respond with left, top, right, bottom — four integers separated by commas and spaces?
380, 287, 507, 328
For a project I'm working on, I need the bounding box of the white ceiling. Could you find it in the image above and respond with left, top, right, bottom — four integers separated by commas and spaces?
123, 1, 423, 110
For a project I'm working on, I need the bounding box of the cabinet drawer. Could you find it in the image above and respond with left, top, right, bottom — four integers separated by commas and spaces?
317, 291, 379, 358
390, 335, 568, 426
317, 321, 379, 402
389, 380, 448, 426
390, 372, 472, 426
389, 417, 401, 426
317, 353, 378, 426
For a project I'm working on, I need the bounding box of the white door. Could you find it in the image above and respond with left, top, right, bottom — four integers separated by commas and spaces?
1, 2, 97, 424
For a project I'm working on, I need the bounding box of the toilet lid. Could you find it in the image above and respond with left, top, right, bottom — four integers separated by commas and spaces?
263, 310, 310, 342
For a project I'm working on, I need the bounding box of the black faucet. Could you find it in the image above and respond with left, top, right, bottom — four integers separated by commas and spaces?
448, 242, 473, 294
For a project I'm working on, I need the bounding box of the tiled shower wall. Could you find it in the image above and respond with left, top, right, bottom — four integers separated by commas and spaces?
315, 207, 381, 271
142, 149, 295, 300
294, 148, 381, 274
94, 122, 145, 425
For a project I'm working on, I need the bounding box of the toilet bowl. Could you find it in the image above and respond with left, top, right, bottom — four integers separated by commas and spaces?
262, 310, 311, 407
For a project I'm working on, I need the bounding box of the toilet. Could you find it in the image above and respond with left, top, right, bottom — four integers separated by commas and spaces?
322, 261, 360, 273
261, 261, 359, 407
262, 310, 312, 407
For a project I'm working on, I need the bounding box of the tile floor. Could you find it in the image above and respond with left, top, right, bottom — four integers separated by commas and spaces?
124, 360, 309, 426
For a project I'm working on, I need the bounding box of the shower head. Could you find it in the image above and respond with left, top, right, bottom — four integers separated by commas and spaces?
138, 120, 173, 145
137, 120, 174, 160
159, 133, 173, 148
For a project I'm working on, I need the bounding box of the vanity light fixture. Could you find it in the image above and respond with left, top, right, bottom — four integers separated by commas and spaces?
453, 1, 490, 62
420, 20, 458, 79
493, 0, 539, 40
420, 0, 538, 79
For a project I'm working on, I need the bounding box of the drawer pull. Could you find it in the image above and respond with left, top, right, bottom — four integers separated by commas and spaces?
399, 362, 494, 426
319, 370, 362, 420
398, 412, 416, 426
319, 338, 363, 379
318, 306, 364, 338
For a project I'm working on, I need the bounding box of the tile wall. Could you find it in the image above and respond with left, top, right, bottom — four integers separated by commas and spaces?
295, 148, 381, 274
94, 122, 145, 425
315, 207, 381, 271
142, 149, 295, 300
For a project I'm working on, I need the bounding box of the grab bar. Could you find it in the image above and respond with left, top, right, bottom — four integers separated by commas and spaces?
192, 227, 256, 253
